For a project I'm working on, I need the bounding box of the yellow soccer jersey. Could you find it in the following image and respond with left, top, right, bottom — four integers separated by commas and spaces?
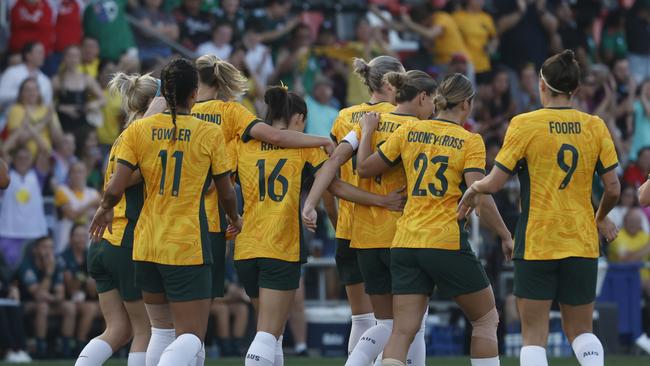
344, 112, 418, 248
495, 107, 619, 260
192, 99, 261, 233
330, 101, 396, 240
117, 112, 230, 265
102, 135, 144, 248
235, 140, 328, 262
378, 119, 486, 250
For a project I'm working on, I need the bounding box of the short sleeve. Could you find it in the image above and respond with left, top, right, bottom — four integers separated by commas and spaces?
115, 123, 140, 170
205, 127, 230, 178
485, 14, 497, 37
54, 188, 69, 206
303, 147, 328, 174
330, 116, 347, 143
463, 134, 486, 174
595, 118, 619, 175
494, 118, 529, 174
377, 125, 406, 167
231, 103, 261, 143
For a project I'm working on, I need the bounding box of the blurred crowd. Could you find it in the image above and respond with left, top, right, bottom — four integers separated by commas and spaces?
1, 0, 650, 362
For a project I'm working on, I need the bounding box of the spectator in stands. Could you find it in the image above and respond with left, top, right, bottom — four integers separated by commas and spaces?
95, 61, 123, 150
52, 46, 106, 140
228, 44, 262, 113
495, 0, 559, 70
79, 37, 100, 79
0, 250, 30, 363
196, 23, 234, 60
288, 280, 308, 356
0, 159, 9, 189
608, 208, 650, 354
630, 79, 650, 161
600, 8, 627, 66
242, 29, 274, 89
0, 42, 53, 109
174, 0, 214, 50
476, 67, 516, 140
514, 63, 541, 113
452, 0, 498, 84
272, 23, 319, 95
60, 224, 99, 353
248, 0, 300, 57
50, 0, 84, 76
626, 0, 650, 84
305, 77, 337, 137
610, 184, 650, 233
575, 65, 616, 119
83, 0, 136, 61
133, 0, 179, 64
612, 57, 636, 141
18, 236, 76, 358
624, 147, 650, 188
53, 162, 100, 253
8, 0, 55, 56
400, 1, 471, 71
77, 129, 103, 190
0, 147, 49, 271
214, 0, 246, 40
52, 132, 77, 185
3, 78, 62, 157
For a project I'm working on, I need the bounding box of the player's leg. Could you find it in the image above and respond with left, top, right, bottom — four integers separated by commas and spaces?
75, 290, 132, 366
557, 257, 603, 366
124, 300, 151, 366
347, 248, 393, 366
156, 263, 212, 366
76, 301, 100, 351
455, 287, 500, 365
336, 239, 375, 354
382, 294, 429, 365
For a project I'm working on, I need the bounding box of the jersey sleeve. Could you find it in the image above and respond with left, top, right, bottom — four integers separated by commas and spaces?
377, 125, 405, 167
463, 134, 486, 174
330, 116, 348, 143
595, 118, 619, 175
494, 117, 529, 174
231, 103, 262, 143
205, 127, 231, 178
115, 123, 140, 170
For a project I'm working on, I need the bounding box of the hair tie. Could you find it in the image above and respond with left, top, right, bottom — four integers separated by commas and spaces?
540, 70, 570, 95
280, 81, 289, 91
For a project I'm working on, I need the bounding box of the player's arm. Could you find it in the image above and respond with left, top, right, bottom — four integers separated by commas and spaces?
0, 158, 9, 189
327, 177, 405, 211
595, 169, 621, 242
89, 162, 133, 241
214, 173, 241, 232
639, 179, 650, 206
464, 171, 513, 260
321, 191, 338, 230
249, 122, 335, 154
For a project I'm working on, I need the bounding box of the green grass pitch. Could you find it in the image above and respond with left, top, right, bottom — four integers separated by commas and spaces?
3, 356, 648, 365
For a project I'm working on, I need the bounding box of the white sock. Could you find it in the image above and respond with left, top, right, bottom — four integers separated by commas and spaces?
349, 313, 376, 355
346, 319, 393, 366
158, 333, 202, 366
471, 356, 500, 366
382, 359, 405, 366
520, 345, 548, 366
128, 352, 146, 366
75, 338, 113, 366
406, 309, 428, 366
194, 344, 205, 366
245, 332, 276, 366
294, 341, 307, 353
274, 335, 284, 366
146, 327, 176, 366
572, 333, 604, 366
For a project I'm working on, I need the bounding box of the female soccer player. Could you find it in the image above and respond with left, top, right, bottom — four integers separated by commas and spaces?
313, 56, 405, 355
238, 85, 407, 366
76, 73, 158, 366
459, 50, 621, 366
357, 73, 512, 366
90, 58, 241, 366
304, 70, 437, 366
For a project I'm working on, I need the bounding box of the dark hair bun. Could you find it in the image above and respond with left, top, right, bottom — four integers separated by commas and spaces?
559, 50, 576, 66
384, 72, 406, 90
264, 86, 288, 107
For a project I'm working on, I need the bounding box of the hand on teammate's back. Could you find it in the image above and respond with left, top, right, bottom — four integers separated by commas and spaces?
382, 186, 407, 211
596, 217, 619, 243
89, 206, 114, 242
360, 112, 380, 132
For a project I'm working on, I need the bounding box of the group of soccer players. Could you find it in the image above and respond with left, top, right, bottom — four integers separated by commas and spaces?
66, 47, 622, 366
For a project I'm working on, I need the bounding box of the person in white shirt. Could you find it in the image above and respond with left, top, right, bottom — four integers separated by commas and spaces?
0, 42, 53, 110
242, 29, 274, 88
196, 23, 234, 61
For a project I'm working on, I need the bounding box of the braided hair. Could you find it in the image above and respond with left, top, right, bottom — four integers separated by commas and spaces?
160, 58, 198, 141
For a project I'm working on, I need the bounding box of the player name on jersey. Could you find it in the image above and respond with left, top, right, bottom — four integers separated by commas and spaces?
260, 142, 285, 151
549, 121, 581, 134
151, 127, 192, 142
192, 112, 222, 125
407, 130, 465, 150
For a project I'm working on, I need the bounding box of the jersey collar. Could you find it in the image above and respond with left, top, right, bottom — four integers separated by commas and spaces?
390, 112, 418, 118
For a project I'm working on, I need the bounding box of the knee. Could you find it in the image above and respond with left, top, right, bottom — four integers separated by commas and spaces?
105, 321, 134, 347
36, 301, 50, 316
392, 320, 419, 339
562, 325, 592, 343
470, 307, 499, 343
145, 304, 174, 329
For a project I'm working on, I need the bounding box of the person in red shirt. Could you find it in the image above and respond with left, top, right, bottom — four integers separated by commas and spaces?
9, 0, 56, 55
625, 147, 650, 187
54, 0, 84, 53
